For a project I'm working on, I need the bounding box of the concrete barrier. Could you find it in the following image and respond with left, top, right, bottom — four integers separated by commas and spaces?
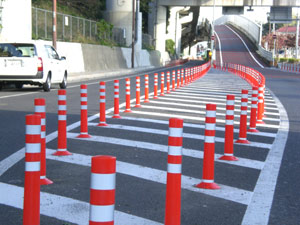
34, 40, 163, 77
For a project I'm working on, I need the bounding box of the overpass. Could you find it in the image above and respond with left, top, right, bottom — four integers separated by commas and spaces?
158, 0, 300, 7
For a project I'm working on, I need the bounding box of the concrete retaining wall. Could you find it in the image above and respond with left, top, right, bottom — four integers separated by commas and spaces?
36, 40, 162, 74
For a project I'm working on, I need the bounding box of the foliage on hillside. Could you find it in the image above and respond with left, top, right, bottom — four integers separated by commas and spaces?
32, 0, 106, 20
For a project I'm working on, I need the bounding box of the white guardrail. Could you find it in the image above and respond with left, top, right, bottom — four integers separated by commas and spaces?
215, 15, 273, 62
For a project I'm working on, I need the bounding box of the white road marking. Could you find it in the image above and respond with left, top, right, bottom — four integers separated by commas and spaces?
144, 100, 280, 116
131, 104, 280, 123
129, 110, 280, 129
69, 130, 266, 169
0, 182, 162, 225
116, 116, 277, 138
215, 31, 223, 66
46, 149, 253, 205
242, 90, 289, 225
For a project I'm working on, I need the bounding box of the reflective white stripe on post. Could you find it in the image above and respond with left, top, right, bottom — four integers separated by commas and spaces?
81, 89, 87, 93
226, 120, 234, 125
35, 106, 45, 113
58, 115, 67, 120
241, 102, 248, 107
241, 110, 247, 115
202, 179, 214, 183
58, 95, 66, 101
167, 163, 182, 174
226, 110, 234, 116
26, 125, 41, 135
168, 127, 183, 137
91, 173, 116, 190
206, 110, 216, 117
25, 162, 40, 172
25, 143, 41, 153
81, 97, 87, 102
168, 146, 183, 156
81, 105, 88, 110
59, 105, 67, 111
89, 205, 115, 222
227, 100, 234, 105
205, 123, 216, 130
205, 136, 215, 143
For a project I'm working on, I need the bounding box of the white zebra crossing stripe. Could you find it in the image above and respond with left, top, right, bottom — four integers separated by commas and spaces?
46, 149, 252, 205
67, 132, 265, 170
0, 182, 162, 225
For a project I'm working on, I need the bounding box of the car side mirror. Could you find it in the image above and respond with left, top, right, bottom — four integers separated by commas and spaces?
61, 56, 66, 60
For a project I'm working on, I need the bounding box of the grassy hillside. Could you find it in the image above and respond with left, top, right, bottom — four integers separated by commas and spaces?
32, 0, 105, 20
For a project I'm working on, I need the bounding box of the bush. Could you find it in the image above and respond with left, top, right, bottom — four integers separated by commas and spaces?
279, 58, 288, 62
288, 58, 296, 63
165, 39, 175, 57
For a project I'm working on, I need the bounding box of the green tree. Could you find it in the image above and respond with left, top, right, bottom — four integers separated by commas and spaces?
165, 39, 175, 56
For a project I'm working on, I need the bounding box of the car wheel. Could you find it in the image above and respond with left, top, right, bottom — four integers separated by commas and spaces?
43, 74, 51, 92
59, 72, 67, 89
15, 83, 23, 89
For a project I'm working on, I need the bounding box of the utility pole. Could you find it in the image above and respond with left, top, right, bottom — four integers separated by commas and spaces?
296, 14, 299, 59
52, 0, 57, 49
131, 0, 135, 68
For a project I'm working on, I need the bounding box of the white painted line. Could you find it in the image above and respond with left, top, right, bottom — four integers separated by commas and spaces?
215, 31, 223, 66
129, 110, 280, 129
117, 116, 277, 138
166, 92, 278, 107
0, 92, 37, 99
145, 100, 280, 117
175, 89, 276, 103
68, 131, 265, 168
242, 89, 289, 225
225, 25, 264, 68
0, 182, 162, 225
46, 149, 253, 205
134, 105, 280, 123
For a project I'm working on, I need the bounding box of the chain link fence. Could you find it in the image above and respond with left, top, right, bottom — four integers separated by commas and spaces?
32, 7, 126, 46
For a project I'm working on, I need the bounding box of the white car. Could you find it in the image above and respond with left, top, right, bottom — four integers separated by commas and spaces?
0, 41, 67, 91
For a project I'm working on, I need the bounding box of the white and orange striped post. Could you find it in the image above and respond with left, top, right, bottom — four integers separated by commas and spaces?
256, 85, 265, 124
177, 70, 180, 89
97, 81, 108, 126
153, 73, 159, 99
235, 90, 250, 144
124, 78, 132, 113
164, 118, 183, 225
196, 104, 220, 189
160, 72, 165, 96
23, 114, 41, 225
112, 80, 121, 119
166, 71, 171, 94
53, 90, 72, 156
135, 76, 142, 107
185, 68, 188, 85
180, 69, 184, 87
77, 84, 92, 138
172, 70, 176, 91
89, 155, 116, 225
144, 75, 150, 103
248, 87, 259, 132
219, 95, 238, 161
34, 98, 53, 185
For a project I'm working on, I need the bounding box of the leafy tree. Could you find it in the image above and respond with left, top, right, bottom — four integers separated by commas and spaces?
165, 39, 175, 56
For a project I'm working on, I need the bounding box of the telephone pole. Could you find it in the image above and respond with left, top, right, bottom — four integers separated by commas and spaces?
53, 0, 57, 49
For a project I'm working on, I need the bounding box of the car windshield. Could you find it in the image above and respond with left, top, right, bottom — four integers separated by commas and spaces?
0, 44, 36, 57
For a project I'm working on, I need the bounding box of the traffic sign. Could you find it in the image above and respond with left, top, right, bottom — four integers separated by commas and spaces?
273, 34, 277, 39
211, 35, 215, 40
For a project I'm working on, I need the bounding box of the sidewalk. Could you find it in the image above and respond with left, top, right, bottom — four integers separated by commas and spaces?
68, 66, 157, 83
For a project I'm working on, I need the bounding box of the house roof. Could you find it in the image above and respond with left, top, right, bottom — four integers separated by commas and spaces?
277, 26, 299, 33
